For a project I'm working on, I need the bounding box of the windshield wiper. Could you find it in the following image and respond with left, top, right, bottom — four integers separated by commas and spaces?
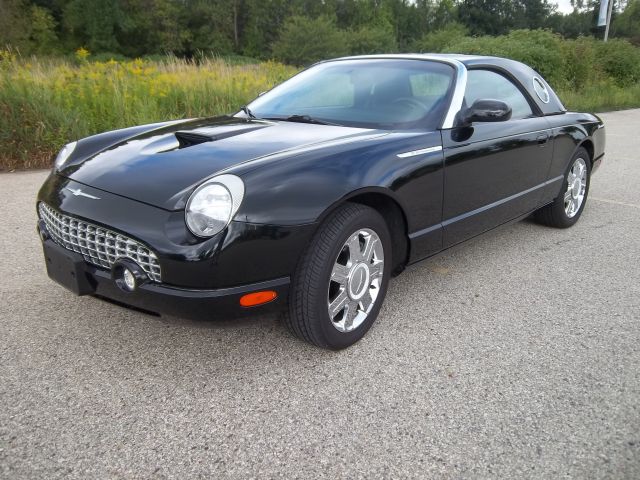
241, 105, 257, 119
283, 114, 340, 126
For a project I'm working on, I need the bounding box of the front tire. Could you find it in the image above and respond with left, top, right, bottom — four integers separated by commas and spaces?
535, 147, 591, 228
284, 203, 392, 349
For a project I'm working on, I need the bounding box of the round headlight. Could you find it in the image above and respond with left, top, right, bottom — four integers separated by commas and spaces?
54, 141, 77, 171
185, 174, 245, 237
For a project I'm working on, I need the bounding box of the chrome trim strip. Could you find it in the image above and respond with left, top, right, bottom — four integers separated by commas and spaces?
408, 176, 564, 238
397, 146, 443, 158
441, 60, 467, 129
408, 223, 441, 240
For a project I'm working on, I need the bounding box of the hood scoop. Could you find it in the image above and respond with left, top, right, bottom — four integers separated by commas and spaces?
175, 123, 267, 149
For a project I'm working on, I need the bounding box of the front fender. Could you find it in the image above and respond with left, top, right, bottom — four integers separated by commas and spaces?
232, 131, 444, 234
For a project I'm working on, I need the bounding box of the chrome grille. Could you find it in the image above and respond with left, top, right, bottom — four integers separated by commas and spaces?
39, 202, 162, 282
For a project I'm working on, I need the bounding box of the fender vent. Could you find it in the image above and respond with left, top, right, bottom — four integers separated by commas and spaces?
175, 131, 213, 148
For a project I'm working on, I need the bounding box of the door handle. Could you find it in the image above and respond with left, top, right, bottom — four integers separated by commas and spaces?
537, 133, 549, 146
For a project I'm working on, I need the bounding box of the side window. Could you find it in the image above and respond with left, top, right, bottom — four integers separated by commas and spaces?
464, 70, 533, 119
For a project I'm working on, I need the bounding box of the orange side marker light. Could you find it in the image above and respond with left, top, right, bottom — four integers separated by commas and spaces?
240, 290, 277, 307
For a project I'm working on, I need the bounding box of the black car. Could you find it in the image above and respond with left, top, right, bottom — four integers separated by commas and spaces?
37, 54, 605, 349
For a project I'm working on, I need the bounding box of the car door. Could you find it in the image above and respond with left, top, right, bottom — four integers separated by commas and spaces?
441, 68, 553, 247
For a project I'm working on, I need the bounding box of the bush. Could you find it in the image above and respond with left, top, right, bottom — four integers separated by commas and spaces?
412, 23, 469, 53
347, 25, 397, 55
594, 38, 640, 87
272, 16, 348, 66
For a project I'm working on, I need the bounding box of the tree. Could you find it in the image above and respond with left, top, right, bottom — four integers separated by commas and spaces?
0, 0, 32, 51
614, 0, 640, 44
458, 0, 518, 35
118, 0, 186, 57
63, 0, 126, 52
28, 5, 59, 54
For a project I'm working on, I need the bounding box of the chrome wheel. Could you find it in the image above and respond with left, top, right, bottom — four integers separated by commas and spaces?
327, 228, 384, 333
564, 157, 587, 218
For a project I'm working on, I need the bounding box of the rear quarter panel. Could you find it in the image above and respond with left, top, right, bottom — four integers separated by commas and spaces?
541, 112, 604, 203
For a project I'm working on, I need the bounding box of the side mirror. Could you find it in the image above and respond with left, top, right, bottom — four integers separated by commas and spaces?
456, 99, 512, 127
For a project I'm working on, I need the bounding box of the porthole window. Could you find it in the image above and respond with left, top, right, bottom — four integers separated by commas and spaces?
533, 77, 550, 104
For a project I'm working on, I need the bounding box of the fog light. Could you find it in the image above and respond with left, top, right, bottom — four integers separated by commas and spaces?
112, 259, 147, 293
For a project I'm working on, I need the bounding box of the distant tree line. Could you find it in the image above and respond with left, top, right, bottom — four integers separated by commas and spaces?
1, 0, 639, 64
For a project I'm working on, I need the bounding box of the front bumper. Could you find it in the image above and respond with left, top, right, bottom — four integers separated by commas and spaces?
40, 235, 289, 320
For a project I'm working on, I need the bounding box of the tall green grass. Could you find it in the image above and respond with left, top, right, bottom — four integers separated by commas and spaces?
0, 54, 296, 170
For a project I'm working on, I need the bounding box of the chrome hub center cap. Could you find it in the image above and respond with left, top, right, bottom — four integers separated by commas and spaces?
348, 263, 370, 300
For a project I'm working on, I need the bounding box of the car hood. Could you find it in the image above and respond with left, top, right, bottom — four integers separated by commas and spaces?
63, 116, 386, 210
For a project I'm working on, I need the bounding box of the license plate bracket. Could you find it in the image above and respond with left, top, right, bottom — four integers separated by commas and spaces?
42, 240, 96, 296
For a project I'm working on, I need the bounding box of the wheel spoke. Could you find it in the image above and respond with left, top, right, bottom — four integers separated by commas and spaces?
362, 234, 377, 263
348, 235, 363, 262
331, 263, 349, 285
344, 300, 359, 330
329, 289, 348, 319
360, 290, 373, 312
369, 261, 383, 280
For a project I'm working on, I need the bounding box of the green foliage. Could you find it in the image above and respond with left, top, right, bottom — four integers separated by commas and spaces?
63, 0, 126, 52
28, 6, 59, 55
413, 23, 469, 53
594, 38, 640, 86
347, 25, 398, 55
614, 0, 640, 45
272, 16, 348, 66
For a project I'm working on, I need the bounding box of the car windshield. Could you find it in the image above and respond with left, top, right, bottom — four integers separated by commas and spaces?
244, 59, 455, 130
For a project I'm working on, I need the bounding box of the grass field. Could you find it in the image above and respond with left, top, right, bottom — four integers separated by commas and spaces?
0, 55, 296, 170
1, 53, 638, 171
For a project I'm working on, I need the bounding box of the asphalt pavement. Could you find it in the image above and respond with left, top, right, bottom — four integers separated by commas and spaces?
1, 109, 638, 479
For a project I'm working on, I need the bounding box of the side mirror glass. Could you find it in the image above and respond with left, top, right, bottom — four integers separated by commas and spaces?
456, 99, 512, 127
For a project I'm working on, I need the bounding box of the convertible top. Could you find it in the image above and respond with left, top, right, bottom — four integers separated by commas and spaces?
331, 53, 567, 117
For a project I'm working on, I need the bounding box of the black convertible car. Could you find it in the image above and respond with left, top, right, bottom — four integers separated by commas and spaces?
37, 54, 605, 349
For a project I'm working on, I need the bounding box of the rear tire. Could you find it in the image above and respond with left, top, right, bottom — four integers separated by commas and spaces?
284, 203, 392, 349
535, 147, 591, 228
